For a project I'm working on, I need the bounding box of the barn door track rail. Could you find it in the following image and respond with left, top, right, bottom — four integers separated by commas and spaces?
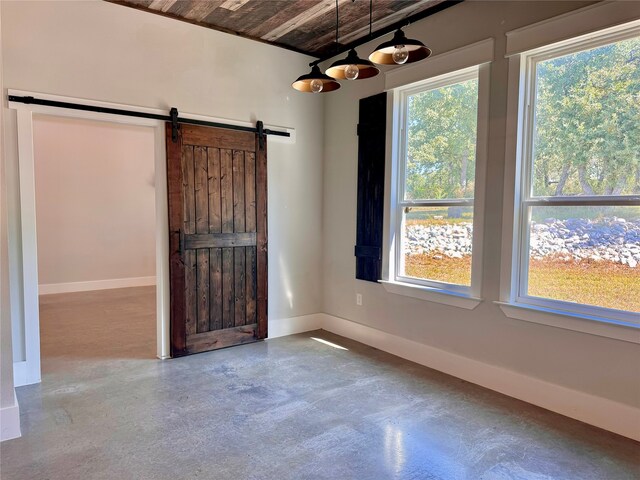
7, 95, 290, 143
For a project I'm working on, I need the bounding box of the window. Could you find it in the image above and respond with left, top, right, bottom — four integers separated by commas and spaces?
391, 67, 482, 296
513, 28, 640, 322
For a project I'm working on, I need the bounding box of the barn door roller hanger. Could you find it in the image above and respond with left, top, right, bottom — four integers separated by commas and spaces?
8, 95, 288, 144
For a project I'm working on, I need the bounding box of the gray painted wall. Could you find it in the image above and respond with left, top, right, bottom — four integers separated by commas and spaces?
321, 0, 640, 408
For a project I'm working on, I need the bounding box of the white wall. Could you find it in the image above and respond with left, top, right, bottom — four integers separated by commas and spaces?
0, 3, 21, 441
2, 0, 324, 362
322, 0, 640, 410
33, 115, 156, 292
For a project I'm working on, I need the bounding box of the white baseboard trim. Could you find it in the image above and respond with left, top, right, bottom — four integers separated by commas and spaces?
320, 313, 640, 442
39, 276, 157, 295
13, 360, 40, 387
268, 313, 323, 339
0, 390, 21, 442
13, 360, 27, 388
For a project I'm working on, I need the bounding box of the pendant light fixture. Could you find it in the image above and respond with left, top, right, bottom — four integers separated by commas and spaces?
292, 63, 341, 93
292, 0, 345, 93
369, 27, 431, 65
292, 0, 433, 92
326, 0, 379, 80
326, 48, 380, 80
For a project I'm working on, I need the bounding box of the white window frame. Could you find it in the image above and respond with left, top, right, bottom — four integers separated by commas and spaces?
382, 64, 489, 308
505, 22, 640, 328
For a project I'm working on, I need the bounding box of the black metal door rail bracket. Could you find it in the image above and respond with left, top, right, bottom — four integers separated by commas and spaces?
8, 95, 290, 142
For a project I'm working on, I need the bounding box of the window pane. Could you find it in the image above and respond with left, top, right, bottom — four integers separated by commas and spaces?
402, 206, 473, 286
404, 78, 478, 201
532, 36, 640, 197
526, 206, 640, 312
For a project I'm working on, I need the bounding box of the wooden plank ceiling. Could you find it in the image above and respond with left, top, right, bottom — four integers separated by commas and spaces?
107, 0, 453, 58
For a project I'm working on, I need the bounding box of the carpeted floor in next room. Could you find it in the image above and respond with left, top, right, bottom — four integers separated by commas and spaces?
1, 286, 638, 479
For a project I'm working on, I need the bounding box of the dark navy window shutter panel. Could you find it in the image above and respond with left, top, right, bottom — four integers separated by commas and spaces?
355, 92, 387, 282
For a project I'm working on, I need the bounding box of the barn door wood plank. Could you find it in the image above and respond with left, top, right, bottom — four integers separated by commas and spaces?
233, 150, 246, 326
210, 247, 223, 331
255, 136, 268, 339
184, 232, 256, 249
186, 324, 257, 352
182, 145, 197, 337
245, 151, 257, 326
194, 146, 210, 334
166, 123, 186, 356
208, 147, 222, 234
220, 148, 235, 329
234, 248, 246, 326
220, 149, 234, 233
182, 124, 255, 151
207, 148, 223, 331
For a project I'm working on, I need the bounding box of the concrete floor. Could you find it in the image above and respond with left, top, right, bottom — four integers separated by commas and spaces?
1, 287, 639, 480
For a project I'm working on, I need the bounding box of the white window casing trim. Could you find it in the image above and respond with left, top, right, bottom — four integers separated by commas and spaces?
515, 294, 639, 327
385, 38, 494, 91
381, 280, 482, 310
501, 17, 640, 339
501, 55, 524, 307
381, 90, 397, 284
505, 0, 640, 57
382, 56, 491, 307
496, 302, 640, 345
390, 68, 479, 296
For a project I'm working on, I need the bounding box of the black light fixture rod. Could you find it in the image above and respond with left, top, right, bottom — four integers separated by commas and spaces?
335, 0, 339, 54
315, 0, 462, 63
7, 95, 290, 138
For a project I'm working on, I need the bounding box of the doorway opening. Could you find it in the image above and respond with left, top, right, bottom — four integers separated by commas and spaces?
33, 115, 157, 370
9, 89, 292, 385
9, 93, 172, 388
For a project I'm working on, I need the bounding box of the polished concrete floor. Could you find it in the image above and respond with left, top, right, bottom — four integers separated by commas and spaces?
1, 287, 639, 480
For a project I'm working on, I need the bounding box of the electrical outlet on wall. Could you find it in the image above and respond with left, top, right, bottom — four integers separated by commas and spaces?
356, 293, 362, 306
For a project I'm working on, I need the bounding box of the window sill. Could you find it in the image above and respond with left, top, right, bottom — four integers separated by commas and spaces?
380, 280, 482, 310
496, 301, 640, 344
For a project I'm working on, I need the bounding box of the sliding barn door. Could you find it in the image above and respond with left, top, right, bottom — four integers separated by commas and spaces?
166, 123, 267, 357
